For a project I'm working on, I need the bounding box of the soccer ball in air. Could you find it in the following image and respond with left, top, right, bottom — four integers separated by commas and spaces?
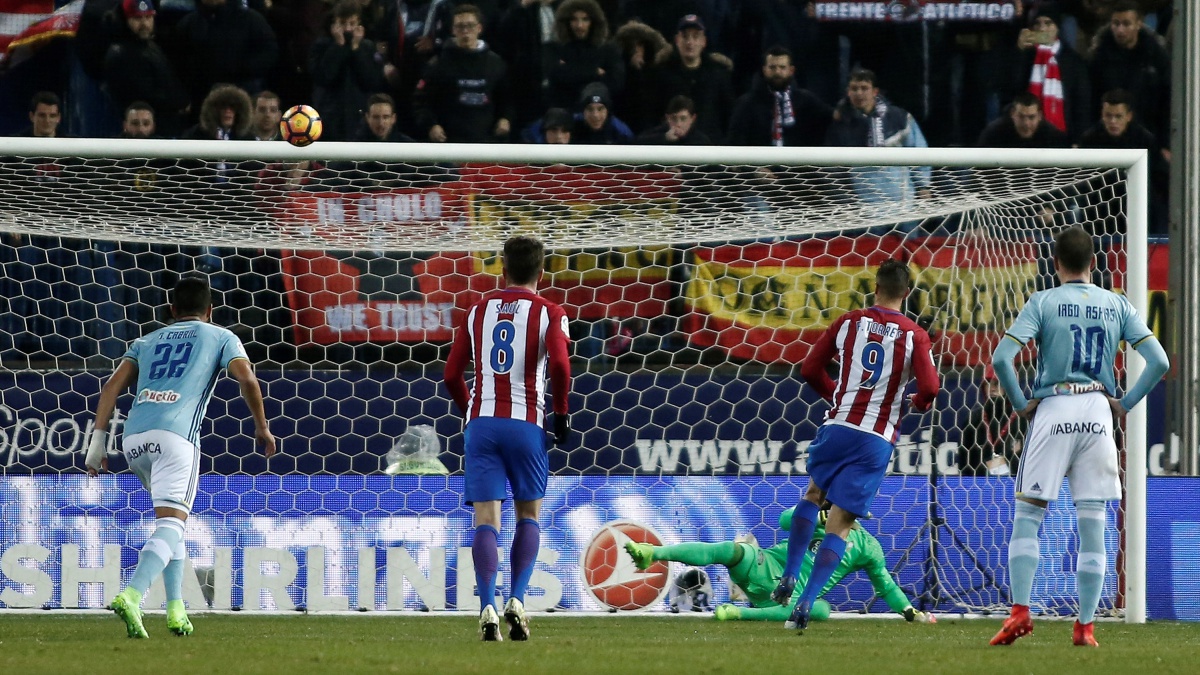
280, 105, 323, 147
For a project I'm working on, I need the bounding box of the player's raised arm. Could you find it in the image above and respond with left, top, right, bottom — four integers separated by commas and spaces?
228, 358, 275, 457
443, 310, 472, 416
86, 359, 139, 476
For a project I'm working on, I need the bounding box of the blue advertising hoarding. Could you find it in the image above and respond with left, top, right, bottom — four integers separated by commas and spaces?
2, 475, 1194, 620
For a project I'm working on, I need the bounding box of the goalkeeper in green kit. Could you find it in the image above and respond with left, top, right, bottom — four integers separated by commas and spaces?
625, 507, 935, 623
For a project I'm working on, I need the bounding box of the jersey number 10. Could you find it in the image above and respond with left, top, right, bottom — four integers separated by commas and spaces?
1070, 325, 1105, 375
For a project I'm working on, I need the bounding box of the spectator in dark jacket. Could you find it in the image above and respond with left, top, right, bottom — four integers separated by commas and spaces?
413, 3, 513, 143
309, 0, 389, 141
547, 0, 623, 110
610, 20, 667, 135
1008, 3, 1090, 143
571, 82, 633, 144
637, 95, 710, 145
494, 0, 561, 131
1079, 88, 1170, 234
978, 92, 1070, 148
172, 0, 278, 117
726, 46, 832, 147
521, 107, 574, 144
250, 91, 282, 141
21, 92, 65, 138
355, 93, 417, 142
649, 13, 734, 144
181, 84, 254, 140
826, 68, 931, 207
103, 0, 190, 138
120, 101, 158, 138
1087, 2, 1171, 145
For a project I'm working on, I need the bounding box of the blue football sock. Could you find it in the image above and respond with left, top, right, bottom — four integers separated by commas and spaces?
128, 517, 185, 596
510, 519, 540, 603
1076, 501, 1108, 624
796, 533, 847, 610
1008, 500, 1045, 607
472, 525, 499, 611
162, 540, 187, 603
782, 500, 821, 579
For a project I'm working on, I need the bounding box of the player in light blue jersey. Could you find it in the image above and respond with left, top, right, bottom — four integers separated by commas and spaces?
85, 275, 275, 639
990, 227, 1168, 648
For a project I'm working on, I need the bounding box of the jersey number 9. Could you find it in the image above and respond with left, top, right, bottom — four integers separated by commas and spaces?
861, 341, 886, 388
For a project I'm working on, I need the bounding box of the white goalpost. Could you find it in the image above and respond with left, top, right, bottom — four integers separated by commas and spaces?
0, 139, 1149, 623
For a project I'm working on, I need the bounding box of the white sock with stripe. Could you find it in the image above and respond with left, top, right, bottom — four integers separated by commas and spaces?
1008, 500, 1045, 607
1075, 500, 1108, 624
128, 517, 186, 596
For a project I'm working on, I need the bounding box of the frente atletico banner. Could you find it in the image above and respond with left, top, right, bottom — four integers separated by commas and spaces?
279, 165, 681, 345
811, 1, 1019, 22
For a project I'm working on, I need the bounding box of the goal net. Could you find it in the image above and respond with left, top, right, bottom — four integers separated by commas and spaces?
0, 140, 1149, 621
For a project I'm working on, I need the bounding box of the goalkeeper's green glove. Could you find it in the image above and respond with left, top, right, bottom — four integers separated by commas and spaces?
903, 606, 937, 623
714, 604, 741, 621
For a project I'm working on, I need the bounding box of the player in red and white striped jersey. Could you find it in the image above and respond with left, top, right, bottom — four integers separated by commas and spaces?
772, 259, 940, 631
803, 302, 939, 443
444, 235, 570, 642
449, 286, 569, 426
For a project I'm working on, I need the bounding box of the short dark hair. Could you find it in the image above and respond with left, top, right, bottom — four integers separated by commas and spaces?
453, 3, 483, 24
366, 93, 396, 114
125, 100, 156, 118
332, 0, 361, 22
1011, 91, 1043, 110
1054, 227, 1094, 273
171, 275, 213, 316
848, 68, 877, 87
30, 91, 60, 113
665, 95, 695, 116
1101, 88, 1135, 110
503, 236, 545, 285
875, 259, 912, 300
254, 90, 280, 106
1111, 1, 1143, 17
763, 45, 792, 66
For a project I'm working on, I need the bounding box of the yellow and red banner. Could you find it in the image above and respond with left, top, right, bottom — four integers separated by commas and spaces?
684, 235, 1041, 365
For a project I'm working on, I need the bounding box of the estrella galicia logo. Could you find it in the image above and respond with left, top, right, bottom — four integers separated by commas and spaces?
137, 389, 180, 404
582, 520, 670, 611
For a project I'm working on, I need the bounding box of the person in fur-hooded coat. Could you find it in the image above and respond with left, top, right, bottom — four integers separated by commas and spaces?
546, 0, 623, 109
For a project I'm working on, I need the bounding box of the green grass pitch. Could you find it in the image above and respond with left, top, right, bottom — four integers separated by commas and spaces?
2, 613, 1198, 675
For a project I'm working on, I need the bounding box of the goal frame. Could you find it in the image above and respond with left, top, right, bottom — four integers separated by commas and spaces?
0, 139, 1150, 622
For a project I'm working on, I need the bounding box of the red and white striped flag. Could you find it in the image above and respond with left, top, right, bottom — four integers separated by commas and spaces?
0, 0, 81, 67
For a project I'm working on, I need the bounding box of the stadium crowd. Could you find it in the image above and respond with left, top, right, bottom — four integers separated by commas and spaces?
8, 1, 1173, 154
0, 0, 1176, 364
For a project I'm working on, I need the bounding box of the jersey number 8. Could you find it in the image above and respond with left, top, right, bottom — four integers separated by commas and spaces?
490, 320, 516, 374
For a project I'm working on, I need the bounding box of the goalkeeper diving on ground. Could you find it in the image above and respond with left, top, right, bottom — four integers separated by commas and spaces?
624, 506, 935, 623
